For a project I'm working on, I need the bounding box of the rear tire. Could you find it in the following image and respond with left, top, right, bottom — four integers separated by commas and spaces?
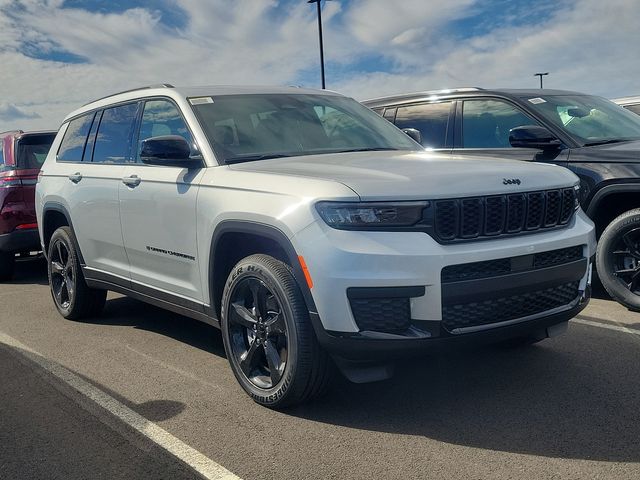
596, 209, 640, 311
0, 251, 15, 282
221, 254, 332, 408
47, 226, 106, 320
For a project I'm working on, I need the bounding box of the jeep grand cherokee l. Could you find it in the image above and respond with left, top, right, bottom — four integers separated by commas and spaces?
36, 85, 594, 407
365, 88, 640, 310
0, 130, 56, 280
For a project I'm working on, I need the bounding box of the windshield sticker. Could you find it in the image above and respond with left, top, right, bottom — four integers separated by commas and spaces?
528, 97, 546, 104
189, 97, 214, 105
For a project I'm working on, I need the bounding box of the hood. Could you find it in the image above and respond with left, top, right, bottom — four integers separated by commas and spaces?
576, 139, 640, 162
229, 151, 578, 200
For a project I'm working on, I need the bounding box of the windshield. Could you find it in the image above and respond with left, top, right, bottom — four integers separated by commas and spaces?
191, 93, 419, 163
16, 133, 56, 169
521, 94, 640, 146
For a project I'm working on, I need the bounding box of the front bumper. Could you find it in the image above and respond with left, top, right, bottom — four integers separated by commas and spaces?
0, 228, 40, 253
293, 209, 595, 357
310, 291, 589, 361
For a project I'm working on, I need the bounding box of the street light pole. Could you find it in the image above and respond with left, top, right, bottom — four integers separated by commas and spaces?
308, 0, 327, 89
534, 72, 549, 89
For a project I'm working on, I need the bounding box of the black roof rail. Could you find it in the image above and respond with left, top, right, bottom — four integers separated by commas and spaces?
82, 84, 175, 106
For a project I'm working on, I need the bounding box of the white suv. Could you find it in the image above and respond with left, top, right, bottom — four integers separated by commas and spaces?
36, 85, 595, 407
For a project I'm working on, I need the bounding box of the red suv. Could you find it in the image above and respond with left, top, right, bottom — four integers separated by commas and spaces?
0, 130, 56, 280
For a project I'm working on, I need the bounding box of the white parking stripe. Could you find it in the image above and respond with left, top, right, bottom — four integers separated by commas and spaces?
0, 331, 242, 480
574, 318, 640, 336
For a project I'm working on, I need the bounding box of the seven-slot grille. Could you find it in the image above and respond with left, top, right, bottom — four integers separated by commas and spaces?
433, 188, 577, 242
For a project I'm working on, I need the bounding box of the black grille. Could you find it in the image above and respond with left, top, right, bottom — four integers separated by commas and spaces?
534, 245, 583, 269
433, 188, 577, 242
544, 190, 562, 226
349, 297, 411, 333
441, 245, 585, 283
442, 281, 580, 332
526, 192, 545, 229
461, 198, 482, 238
434, 200, 459, 240
442, 258, 511, 283
506, 194, 526, 232
560, 188, 576, 223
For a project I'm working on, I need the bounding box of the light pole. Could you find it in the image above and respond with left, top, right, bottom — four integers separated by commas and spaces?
534, 72, 549, 89
308, 0, 330, 89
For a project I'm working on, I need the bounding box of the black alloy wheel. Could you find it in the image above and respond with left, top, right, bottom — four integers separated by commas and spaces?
221, 254, 332, 408
50, 238, 75, 311
228, 277, 288, 389
597, 209, 640, 311
47, 226, 106, 319
611, 227, 640, 294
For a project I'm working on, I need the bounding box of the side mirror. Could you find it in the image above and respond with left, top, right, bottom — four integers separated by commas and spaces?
509, 125, 562, 150
140, 135, 202, 168
402, 128, 423, 145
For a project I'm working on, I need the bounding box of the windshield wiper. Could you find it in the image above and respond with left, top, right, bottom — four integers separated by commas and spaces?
225, 153, 293, 164
335, 147, 400, 153
583, 139, 634, 147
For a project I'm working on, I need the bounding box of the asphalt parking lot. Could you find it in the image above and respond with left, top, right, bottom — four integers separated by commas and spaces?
1, 257, 639, 480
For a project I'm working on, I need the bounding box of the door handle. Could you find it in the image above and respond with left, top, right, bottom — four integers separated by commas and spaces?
68, 172, 82, 183
122, 175, 141, 187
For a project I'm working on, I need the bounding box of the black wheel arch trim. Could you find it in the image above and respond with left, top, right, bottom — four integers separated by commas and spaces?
209, 220, 318, 318
41, 202, 85, 265
585, 183, 640, 218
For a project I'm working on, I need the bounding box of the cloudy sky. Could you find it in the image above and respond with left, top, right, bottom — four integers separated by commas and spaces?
0, 0, 638, 131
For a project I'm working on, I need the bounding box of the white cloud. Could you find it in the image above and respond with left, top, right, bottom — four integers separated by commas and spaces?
336, 0, 640, 100
0, 101, 41, 121
0, 0, 637, 131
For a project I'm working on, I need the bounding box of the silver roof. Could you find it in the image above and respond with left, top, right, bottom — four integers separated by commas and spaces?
65, 84, 341, 122
612, 95, 640, 105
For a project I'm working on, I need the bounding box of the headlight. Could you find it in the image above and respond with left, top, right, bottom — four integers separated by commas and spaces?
315, 201, 428, 230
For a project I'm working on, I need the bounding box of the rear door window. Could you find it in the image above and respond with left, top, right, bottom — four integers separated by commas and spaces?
395, 102, 452, 148
16, 133, 56, 169
57, 113, 96, 162
92, 103, 139, 164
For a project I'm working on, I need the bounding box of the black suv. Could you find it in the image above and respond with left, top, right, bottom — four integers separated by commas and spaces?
364, 88, 640, 310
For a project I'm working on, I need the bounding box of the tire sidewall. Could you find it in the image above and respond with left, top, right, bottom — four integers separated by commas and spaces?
596, 210, 640, 309
221, 256, 301, 406
47, 227, 80, 318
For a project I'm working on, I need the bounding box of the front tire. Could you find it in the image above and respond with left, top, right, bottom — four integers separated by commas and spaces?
221, 254, 331, 408
47, 226, 107, 319
596, 208, 640, 310
0, 251, 15, 282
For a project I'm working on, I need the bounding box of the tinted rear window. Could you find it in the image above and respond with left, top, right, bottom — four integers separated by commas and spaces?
395, 102, 452, 148
16, 134, 56, 169
57, 113, 95, 162
92, 103, 139, 164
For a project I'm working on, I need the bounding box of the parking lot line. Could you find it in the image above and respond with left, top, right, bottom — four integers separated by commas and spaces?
0, 331, 242, 480
574, 318, 640, 336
